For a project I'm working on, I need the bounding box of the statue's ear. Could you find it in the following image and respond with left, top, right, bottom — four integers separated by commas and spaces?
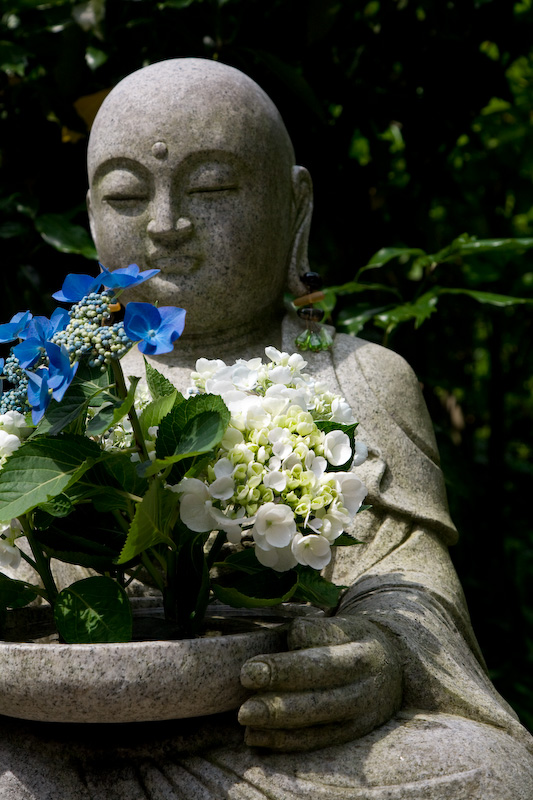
86, 189, 97, 246
287, 166, 313, 296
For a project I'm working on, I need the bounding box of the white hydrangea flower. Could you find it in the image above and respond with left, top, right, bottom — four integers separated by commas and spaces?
334, 473, 368, 515
323, 430, 352, 466
255, 542, 298, 572
0, 519, 23, 569
0, 429, 22, 465
0, 541, 21, 569
174, 478, 214, 532
291, 532, 332, 570
179, 346, 368, 576
331, 397, 356, 424
0, 410, 32, 438
252, 502, 296, 548
353, 441, 368, 467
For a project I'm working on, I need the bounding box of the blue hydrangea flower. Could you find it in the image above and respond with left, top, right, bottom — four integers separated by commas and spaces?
0, 311, 33, 344
123, 303, 186, 355
53, 273, 104, 303
25, 343, 79, 423
13, 309, 70, 369
99, 263, 160, 290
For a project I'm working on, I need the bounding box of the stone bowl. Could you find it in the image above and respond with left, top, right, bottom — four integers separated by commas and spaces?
0, 605, 288, 723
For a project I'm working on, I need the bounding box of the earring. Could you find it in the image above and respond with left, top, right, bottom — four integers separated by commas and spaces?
293, 271, 334, 352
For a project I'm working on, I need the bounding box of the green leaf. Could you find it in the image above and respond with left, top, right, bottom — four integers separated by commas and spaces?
215, 547, 266, 575
338, 305, 392, 335
374, 291, 439, 330
439, 288, 532, 307
212, 567, 298, 608
34, 365, 112, 437
431, 234, 533, 263
36, 522, 126, 571
144, 358, 180, 399
86, 376, 140, 436
142, 410, 227, 478
357, 246, 427, 278
116, 478, 178, 564
294, 567, 345, 608
99, 453, 148, 500
0, 435, 103, 520
0, 573, 38, 609
139, 390, 177, 438
35, 214, 97, 260
38, 493, 73, 518
54, 576, 132, 643
156, 394, 230, 459
334, 533, 363, 546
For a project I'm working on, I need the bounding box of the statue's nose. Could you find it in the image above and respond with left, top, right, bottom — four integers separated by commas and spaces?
146, 215, 193, 239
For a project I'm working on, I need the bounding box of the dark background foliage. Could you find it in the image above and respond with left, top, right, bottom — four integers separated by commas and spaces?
1, 0, 533, 728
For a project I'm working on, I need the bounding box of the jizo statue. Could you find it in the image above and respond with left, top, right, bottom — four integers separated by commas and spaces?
0, 57, 530, 799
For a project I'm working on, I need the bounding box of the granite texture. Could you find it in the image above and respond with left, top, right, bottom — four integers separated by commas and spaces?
0, 57, 530, 798
0, 619, 287, 723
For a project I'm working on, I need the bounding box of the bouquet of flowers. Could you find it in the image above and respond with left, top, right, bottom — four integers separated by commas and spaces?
0, 267, 368, 643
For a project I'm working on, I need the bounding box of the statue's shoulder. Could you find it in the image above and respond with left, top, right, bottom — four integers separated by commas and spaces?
333, 331, 439, 462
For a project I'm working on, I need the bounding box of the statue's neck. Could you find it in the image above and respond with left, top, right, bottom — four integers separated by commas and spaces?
121, 310, 284, 393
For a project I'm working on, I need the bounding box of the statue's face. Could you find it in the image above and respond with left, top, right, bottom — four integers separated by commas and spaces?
88, 82, 295, 336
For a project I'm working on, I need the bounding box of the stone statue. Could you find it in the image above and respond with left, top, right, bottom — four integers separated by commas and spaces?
0, 57, 531, 799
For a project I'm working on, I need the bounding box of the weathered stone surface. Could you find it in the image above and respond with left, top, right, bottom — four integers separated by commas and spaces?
0, 57, 530, 798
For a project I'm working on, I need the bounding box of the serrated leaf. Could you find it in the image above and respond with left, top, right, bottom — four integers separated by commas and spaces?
0, 435, 103, 520
144, 358, 179, 399
294, 567, 345, 608
0, 573, 38, 609
142, 410, 227, 478
116, 478, 178, 564
156, 394, 230, 459
54, 576, 132, 643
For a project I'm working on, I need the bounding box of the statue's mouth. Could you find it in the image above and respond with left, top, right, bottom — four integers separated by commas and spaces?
146, 252, 201, 274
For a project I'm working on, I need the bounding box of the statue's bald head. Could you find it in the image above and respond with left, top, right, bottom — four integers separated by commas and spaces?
87, 58, 312, 335
88, 58, 295, 184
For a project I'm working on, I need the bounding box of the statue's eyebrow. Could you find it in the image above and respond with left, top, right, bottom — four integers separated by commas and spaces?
91, 158, 149, 185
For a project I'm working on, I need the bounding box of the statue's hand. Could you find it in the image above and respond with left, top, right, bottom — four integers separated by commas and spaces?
238, 615, 402, 751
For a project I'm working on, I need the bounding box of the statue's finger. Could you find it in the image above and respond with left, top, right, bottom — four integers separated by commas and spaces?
238, 669, 401, 730
240, 640, 378, 692
286, 615, 378, 650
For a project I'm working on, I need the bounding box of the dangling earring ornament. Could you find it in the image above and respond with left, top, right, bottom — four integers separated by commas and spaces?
293, 271, 334, 352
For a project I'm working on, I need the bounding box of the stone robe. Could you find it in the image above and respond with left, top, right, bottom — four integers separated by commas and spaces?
0, 319, 532, 799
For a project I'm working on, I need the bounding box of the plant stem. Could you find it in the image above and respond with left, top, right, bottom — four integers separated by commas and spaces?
141, 552, 165, 593
206, 530, 226, 568
23, 525, 58, 605
110, 358, 149, 462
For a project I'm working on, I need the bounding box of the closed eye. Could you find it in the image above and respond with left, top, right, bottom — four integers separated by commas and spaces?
188, 185, 238, 195
104, 195, 148, 213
